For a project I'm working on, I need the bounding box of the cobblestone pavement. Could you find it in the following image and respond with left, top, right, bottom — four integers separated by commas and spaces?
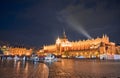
47, 59, 120, 78
0, 60, 48, 78
0, 59, 120, 78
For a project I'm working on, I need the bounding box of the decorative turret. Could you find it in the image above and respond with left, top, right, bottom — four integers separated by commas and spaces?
102, 34, 105, 38
102, 34, 110, 44
56, 37, 61, 45
63, 31, 67, 39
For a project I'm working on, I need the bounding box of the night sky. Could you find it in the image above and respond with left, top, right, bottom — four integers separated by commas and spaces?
0, 0, 120, 48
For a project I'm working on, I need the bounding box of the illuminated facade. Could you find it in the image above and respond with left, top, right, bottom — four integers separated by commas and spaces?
9, 47, 33, 56
41, 32, 117, 58
1, 46, 33, 56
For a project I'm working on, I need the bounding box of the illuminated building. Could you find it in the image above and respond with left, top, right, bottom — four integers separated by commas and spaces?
41, 32, 117, 58
116, 45, 120, 54
9, 47, 33, 56
1, 46, 33, 56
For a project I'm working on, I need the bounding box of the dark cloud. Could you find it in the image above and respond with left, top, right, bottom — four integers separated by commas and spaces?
57, 0, 120, 39
0, 0, 120, 48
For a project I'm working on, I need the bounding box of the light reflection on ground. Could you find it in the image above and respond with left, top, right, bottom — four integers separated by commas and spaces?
47, 59, 120, 78
0, 60, 48, 78
0, 59, 120, 78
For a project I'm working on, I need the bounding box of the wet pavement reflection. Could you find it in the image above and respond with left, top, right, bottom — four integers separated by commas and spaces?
0, 59, 120, 78
47, 59, 120, 78
0, 60, 48, 78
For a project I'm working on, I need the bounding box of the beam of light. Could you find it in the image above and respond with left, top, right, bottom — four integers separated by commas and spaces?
72, 24, 92, 39
58, 14, 92, 39
57, 3, 92, 39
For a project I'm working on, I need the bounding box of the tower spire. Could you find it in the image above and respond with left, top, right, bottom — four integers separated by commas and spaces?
63, 29, 66, 39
